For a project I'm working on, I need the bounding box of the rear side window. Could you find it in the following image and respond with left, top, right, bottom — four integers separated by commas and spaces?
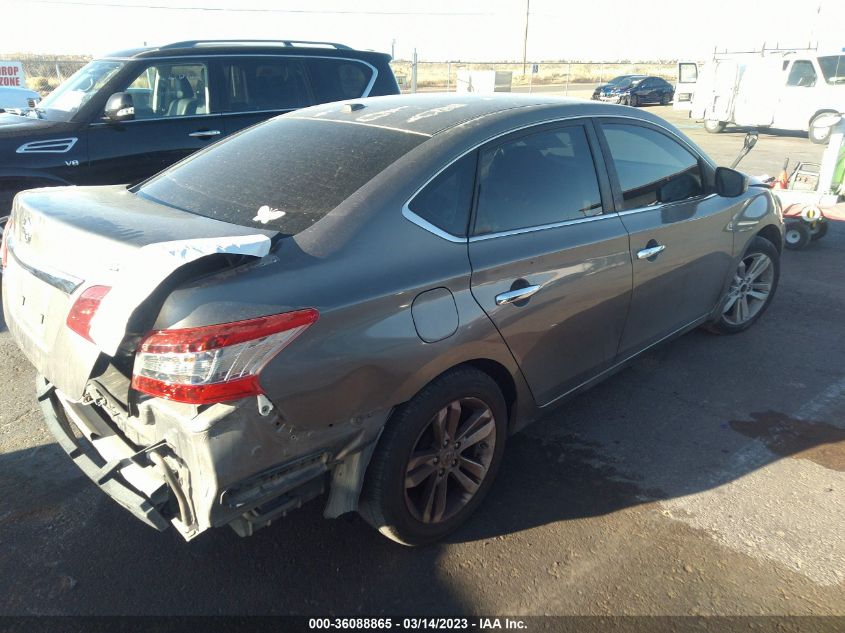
602, 123, 703, 210
408, 153, 476, 237
786, 60, 817, 87
306, 59, 373, 102
136, 118, 426, 235
473, 125, 603, 235
221, 58, 315, 112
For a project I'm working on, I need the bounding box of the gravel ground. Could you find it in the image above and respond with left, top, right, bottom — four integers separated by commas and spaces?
0, 105, 842, 619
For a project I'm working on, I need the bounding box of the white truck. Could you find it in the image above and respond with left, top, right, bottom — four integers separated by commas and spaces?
676, 49, 845, 144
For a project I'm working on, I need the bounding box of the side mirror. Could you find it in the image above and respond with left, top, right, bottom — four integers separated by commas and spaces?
715, 166, 749, 197
104, 92, 134, 122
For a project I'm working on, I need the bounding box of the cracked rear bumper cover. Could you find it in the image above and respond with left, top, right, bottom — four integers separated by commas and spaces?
36, 376, 170, 531
35, 375, 390, 538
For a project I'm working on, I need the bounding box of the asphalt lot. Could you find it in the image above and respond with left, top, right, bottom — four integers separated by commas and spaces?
0, 104, 843, 618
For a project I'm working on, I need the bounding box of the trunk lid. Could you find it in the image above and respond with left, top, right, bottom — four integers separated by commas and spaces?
2, 185, 276, 400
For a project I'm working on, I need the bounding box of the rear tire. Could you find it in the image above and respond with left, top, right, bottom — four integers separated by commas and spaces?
809, 220, 829, 241
660, 93, 671, 105
706, 236, 779, 334
784, 221, 811, 250
704, 119, 727, 133
359, 367, 507, 546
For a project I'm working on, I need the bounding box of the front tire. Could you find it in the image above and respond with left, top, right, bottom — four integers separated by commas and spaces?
629, 94, 639, 107
704, 119, 727, 133
360, 367, 508, 546
706, 236, 779, 334
784, 221, 811, 250
809, 113, 834, 145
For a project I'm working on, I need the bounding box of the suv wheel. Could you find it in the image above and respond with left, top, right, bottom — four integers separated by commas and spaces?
706, 236, 779, 334
360, 367, 507, 546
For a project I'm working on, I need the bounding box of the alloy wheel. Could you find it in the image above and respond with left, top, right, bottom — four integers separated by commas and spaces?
722, 252, 774, 326
404, 397, 496, 525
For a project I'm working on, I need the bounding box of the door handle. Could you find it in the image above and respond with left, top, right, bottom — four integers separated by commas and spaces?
188, 130, 222, 138
637, 244, 666, 260
495, 285, 541, 306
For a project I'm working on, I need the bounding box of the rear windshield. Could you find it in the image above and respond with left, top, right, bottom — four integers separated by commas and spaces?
136, 117, 426, 234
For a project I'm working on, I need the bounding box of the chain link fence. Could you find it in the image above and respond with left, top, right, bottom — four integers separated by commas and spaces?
390, 61, 678, 95
13, 55, 91, 95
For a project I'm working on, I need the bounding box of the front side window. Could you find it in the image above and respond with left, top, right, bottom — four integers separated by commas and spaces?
408, 152, 476, 237
602, 123, 703, 210
473, 125, 603, 236
124, 62, 210, 119
33, 60, 124, 122
818, 55, 845, 85
221, 58, 314, 112
786, 60, 817, 87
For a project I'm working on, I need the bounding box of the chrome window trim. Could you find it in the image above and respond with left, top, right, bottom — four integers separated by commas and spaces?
401, 206, 468, 243
615, 192, 719, 217
468, 212, 616, 242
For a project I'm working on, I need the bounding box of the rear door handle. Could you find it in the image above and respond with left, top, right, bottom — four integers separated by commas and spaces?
495, 285, 541, 306
188, 130, 221, 139
637, 244, 666, 260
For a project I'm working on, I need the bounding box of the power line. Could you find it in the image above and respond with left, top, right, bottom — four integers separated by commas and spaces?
18, 0, 491, 15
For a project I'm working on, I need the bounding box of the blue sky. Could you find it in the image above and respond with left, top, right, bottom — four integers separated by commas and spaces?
1, 0, 843, 61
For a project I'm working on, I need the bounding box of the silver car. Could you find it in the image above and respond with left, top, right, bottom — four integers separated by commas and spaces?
0, 94, 783, 545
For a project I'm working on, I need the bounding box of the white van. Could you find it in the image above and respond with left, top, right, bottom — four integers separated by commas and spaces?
679, 51, 845, 144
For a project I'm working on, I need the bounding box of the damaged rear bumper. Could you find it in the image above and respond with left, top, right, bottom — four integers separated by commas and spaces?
36, 376, 171, 532
35, 375, 388, 540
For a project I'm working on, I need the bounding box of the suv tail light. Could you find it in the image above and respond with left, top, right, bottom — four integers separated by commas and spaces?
66, 285, 112, 342
131, 309, 319, 405
1, 216, 13, 270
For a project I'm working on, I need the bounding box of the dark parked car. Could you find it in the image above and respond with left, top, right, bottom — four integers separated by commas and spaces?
591, 74, 645, 100
600, 75, 675, 106
0, 40, 399, 215
1, 94, 783, 546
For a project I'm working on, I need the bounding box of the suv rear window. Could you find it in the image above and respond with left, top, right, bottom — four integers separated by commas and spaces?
135, 117, 426, 234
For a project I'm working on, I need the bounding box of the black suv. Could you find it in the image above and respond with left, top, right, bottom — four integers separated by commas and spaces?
0, 40, 399, 212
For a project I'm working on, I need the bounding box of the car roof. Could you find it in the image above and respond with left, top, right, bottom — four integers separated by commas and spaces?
104, 40, 390, 62
286, 93, 662, 137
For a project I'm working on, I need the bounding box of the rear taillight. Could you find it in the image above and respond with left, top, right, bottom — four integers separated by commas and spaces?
66, 285, 112, 342
0, 216, 13, 270
131, 308, 319, 405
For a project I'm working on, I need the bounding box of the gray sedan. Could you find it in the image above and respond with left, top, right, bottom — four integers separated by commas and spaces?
0, 94, 783, 545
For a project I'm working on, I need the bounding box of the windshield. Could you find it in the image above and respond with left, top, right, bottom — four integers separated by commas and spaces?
608, 76, 631, 85
616, 77, 644, 89
136, 117, 427, 235
818, 55, 845, 85
31, 60, 123, 122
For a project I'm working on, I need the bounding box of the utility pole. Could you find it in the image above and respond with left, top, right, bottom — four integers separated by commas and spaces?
391, 38, 396, 59
521, 0, 530, 75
